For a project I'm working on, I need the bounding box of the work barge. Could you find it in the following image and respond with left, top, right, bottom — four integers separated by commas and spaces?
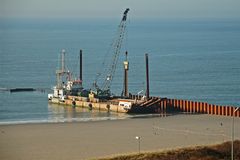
48, 49, 158, 114
48, 8, 240, 117
48, 49, 240, 117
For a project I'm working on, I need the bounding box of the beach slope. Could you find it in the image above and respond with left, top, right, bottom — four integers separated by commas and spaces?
0, 114, 239, 160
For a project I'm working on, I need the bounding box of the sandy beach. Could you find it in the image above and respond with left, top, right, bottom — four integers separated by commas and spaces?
0, 114, 240, 160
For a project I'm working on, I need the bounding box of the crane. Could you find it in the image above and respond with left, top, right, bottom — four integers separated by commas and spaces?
93, 8, 130, 98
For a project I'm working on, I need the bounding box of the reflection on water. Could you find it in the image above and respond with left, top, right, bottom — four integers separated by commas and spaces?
48, 104, 127, 123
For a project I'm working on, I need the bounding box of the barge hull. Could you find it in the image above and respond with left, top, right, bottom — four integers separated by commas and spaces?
49, 97, 129, 113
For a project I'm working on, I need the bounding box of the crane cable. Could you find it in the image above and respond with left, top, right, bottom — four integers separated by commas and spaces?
93, 8, 130, 94
101, 9, 129, 91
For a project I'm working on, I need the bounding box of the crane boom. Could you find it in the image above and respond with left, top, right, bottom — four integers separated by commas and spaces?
101, 9, 129, 91
94, 8, 130, 97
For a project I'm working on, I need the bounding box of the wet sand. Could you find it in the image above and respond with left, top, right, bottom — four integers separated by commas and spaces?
0, 114, 240, 160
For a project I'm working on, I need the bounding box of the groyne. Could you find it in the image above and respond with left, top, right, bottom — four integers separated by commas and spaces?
130, 95, 240, 117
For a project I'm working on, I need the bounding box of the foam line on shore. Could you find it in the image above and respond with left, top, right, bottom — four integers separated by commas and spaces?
0, 113, 170, 125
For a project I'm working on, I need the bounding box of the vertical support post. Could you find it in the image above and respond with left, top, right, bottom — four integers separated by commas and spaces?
196, 102, 199, 113
57, 49, 66, 89
186, 100, 189, 113
205, 103, 208, 114
80, 50, 83, 82
212, 105, 215, 115
216, 105, 219, 115
181, 100, 183, 111
193, 101, 196, 113
203, 102, 206, 113
176, 100, 179, 109
219, 106, 222, 115
190, 101, 193, 113
138, 138, 141, 154
198, 102, 201, 113
226, 106, 229, 116
180, 100, 183, 110
62, 49, 65, 72
200, 102, 203, 113
170, 99, 173, 107
211, 104, 214, 115
183, 100, 186, 112
135, 136, 141, 154
145, 53, 149, 99
197, 102, 200, 113
208, 104, 210, 114
160, 101, 163, 112
194, 102, 197, 113
163, 100, 167, 112
232, 107, 239, 160
123, 51, 129, 97
174, 99, 177, 109
222, 106, 226, 116
168, 99, 172, 111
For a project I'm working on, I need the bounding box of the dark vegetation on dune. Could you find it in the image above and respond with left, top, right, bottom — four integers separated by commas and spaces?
98, 140, 240, 160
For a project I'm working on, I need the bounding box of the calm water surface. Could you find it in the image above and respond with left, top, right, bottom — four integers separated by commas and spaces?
0, 18, 240, 124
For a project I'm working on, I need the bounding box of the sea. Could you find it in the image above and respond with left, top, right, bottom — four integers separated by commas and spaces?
0, 18, 240, 125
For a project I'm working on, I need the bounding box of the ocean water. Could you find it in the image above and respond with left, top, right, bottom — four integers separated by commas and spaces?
0, 18, 240, 124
